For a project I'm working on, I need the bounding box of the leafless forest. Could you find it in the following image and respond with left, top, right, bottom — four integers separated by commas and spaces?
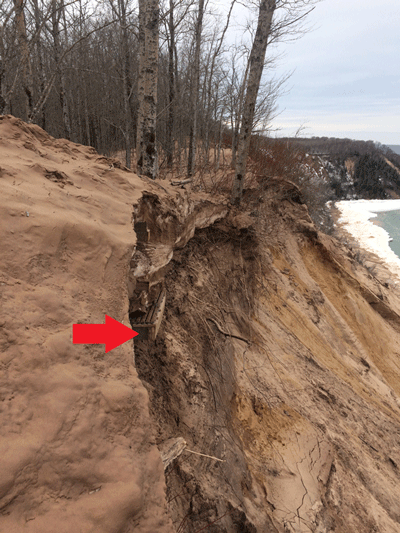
1, 0, 316, 196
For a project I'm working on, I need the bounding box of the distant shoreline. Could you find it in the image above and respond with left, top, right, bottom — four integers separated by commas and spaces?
335, 199, 400, 285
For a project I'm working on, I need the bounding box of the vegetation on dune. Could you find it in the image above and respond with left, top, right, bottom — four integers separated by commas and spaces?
1, 0, 318, 200
278, 136, 400, 203
3, 0, 400, 215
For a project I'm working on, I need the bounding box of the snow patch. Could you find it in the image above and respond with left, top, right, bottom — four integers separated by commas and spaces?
336, 199, 400, 283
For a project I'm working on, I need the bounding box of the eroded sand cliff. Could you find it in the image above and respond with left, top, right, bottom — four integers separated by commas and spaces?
1, 116, 400, 532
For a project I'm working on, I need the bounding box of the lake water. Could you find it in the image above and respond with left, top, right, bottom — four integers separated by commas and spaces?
375, 210, 400, 259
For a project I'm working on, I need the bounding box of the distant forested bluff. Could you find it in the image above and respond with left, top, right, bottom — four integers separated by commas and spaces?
244, 136, 400, 235
283, 136, 400, 201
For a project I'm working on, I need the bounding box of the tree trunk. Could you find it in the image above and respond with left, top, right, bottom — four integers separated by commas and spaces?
187, 0, 205, 179
119, 0, 132, 168
231, 57, 249, 169
166, 0, 175, 168
204, 1, 235, 167
84, 85, 91, 146
31, 0, 46, 129
137, 0, 159, 179
232, 0, 276, 205
52, 0, 71, 139
0, 60, 6, 114
215, 106, 224, 171
13, 0, 34, 120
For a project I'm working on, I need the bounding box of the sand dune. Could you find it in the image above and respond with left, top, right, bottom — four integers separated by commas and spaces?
2, 116, 400, 532
0, 115, 174, 532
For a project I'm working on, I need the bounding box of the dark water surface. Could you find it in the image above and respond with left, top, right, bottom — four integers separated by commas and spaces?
374, 210, 400, 259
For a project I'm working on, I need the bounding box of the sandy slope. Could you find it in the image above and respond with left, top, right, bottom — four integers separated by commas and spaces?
133, 180, 400, 532
3, 115, 400, 533
0, 116, 173, 532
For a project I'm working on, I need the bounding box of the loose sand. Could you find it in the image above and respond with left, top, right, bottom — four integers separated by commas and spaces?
0, 115, 174, 532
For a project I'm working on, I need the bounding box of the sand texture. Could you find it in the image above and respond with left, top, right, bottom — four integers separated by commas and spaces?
0, 115, 174, 532
3, 116, 400, 532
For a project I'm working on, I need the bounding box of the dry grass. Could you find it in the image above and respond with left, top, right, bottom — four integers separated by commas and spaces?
112, 136, 334, 232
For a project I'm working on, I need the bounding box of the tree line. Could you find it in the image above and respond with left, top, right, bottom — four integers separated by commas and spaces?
1, 0, 317, 202
286, 136, 400, 201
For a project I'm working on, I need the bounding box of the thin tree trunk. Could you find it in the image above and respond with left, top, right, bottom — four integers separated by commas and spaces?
0, 23, 7, 114
0, 60, 6, 114
187, 0, 205, 179
62, 1, 74, 140
215, 105, 224, 171
166, 0, 175, 168
52, 0, 71, 139
31, 0, 46, 128
232, 59, 250, 169
204, 1, 235, 167
84, 84, 91, 145
137, 0, 159, 179
13, 0, 34, 120
201, 42, 215, 166
232, 0, 276, 204
119, 0, 132, 168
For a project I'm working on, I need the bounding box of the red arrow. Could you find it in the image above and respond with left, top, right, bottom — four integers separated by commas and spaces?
73, 315, 139, 353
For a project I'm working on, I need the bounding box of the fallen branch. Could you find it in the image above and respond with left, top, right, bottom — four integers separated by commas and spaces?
185, 448, 225, 462
159, 437, 187, 470
206, 317, 250, 344
170, 178, 193, 186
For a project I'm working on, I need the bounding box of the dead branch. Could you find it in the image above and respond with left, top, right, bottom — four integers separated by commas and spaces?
170, 178, 193, 186
206, 317, 250, 344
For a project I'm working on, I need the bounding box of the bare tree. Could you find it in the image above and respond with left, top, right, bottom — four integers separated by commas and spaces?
231, 0, 276, 204
110, 0, 135, 168
160, 0, 195, 170
232, 0, 317, 204
51, 0, 72, 139
186, 0, 204, 178
13, 0, 34, 119
226, 47, 250, 169
166, 0, 175, 167
202, 1, 236, 165
137, 0, 159, 178
0, 1, 15, 114
30, 0, 47, 128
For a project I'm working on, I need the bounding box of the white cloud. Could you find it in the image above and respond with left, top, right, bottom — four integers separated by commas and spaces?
268, 0, 400, 144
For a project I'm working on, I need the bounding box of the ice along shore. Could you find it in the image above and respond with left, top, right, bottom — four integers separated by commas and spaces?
336, 199, 400, 284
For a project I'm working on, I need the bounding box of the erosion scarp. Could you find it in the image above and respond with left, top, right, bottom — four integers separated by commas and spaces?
0, 115, 226, 532
1, 115, 400, 532
134, 181, 400, 533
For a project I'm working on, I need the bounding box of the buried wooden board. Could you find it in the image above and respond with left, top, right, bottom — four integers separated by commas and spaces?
130, 288, 166, 341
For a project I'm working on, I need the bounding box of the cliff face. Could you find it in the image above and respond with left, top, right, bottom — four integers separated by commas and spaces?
133, 181, 400, 532
1, 116, 400, 533
282, 136, 400, 201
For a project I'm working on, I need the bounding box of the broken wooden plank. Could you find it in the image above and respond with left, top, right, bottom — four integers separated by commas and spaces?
159, 437, 187, 470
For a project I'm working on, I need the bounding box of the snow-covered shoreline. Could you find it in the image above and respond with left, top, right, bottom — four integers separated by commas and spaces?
336, 199, 400, 283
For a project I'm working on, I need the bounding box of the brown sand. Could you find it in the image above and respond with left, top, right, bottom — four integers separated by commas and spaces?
3, 116, 400, 532
0, 116, 174, 532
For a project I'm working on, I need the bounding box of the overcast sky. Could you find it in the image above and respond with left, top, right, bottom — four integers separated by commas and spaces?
224, 0, 400, 146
